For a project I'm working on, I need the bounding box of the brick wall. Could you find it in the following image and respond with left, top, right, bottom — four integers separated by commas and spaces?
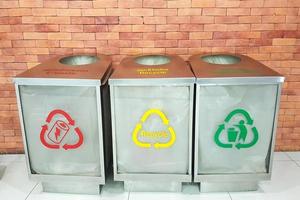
0, 0, 299, 153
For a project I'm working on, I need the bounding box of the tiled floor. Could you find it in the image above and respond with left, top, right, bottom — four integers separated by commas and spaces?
0, 152, 300, 200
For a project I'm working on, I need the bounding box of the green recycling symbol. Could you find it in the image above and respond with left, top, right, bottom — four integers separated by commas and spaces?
214, 109, 259, 149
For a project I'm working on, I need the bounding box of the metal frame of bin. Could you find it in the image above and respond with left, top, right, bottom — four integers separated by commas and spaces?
109, 54, 195, 191
190, 53, 285, 192
14, 54, 112, 194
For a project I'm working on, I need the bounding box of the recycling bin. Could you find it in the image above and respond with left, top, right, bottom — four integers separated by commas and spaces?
189, 53, 284, 192
14, 54, 112, 194
109, 54, 195, 192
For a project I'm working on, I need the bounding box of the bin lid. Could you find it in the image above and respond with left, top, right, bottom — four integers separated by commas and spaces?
109, 54, 195, 85
189, 53, 284, 84
14, 54, 112, 86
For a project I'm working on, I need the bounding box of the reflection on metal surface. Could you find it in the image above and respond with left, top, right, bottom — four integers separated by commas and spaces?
135, 55, 171, 66
59, 55, 99, 66
201, 55, 241, 65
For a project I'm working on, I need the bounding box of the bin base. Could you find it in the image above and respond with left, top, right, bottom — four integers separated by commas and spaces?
124, 181, 182, 192
200, 181, 258, 192
42, 181, 100, 194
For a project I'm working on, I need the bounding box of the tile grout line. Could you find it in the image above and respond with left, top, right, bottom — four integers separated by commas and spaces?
285, 152, 300, 167
127, 191, 130, 200
25, 182, 39, 200
228, 192, 233, 200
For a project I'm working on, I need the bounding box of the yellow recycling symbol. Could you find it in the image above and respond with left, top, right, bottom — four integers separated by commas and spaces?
132, 109, 176, 149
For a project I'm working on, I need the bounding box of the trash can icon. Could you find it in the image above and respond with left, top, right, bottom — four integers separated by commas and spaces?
14, 54, 112, 194
189, 53, 284, 192
109, 54, 195, 192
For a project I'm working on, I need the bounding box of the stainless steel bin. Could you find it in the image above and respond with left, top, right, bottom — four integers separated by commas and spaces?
14, 54, 112, 194
109, 54, 195, 192
189, 53, 284, 192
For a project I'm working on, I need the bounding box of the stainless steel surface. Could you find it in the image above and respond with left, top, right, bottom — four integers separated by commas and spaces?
135, 55, 171, 66
59, 55, 99, 66
201, 54, 241, 65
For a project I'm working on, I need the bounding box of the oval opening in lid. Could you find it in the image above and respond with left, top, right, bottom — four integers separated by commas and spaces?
59, 55, 99, 66
201, 54, 241, 65
135, 55, 171, 66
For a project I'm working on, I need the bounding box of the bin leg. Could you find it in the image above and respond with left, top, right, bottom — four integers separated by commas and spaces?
124, 181, 182, 192
0, 165, 6, 179
42, 181, 101, 194
200, 181, 258, 192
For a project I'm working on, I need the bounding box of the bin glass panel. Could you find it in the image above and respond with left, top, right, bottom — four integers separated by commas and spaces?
20, 85, 101, 176
197, 84, 277, 174
114, 86, 190, 174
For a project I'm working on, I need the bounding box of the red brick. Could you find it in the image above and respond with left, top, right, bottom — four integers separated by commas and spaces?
19, 0, 43, 8
93, 0, 118, 8
262, 16, 286, 23
108, 40, 131, 48
130, 9, 153, 16
180, 24, 203, 31
202, 39, 226, 47
155, 40, 177, 47
143, 33, 165, 40
132, 25, 155, 32
120, 32, 143, 40
35, 25, 59, 32
26, 48, 49, 55
47, 17, 70, 24
251, 24, 274, 31
106, 9, 129, 16
239, 0, 263, 7
23, 32, 48, 40
215, 16, 238, 24
190, 16, 214, 24
227, 24, 250, 31
57, 9, 81, 16
68, 1, 93, 8
119, 17, 143, 24
189, 32, 213, 39
108, 25, 132, 32
12, 40, 36, 48
156, 24, 179, 32
204, 24, 227, 31
168, 0, 191, 8
82, 9, 106, 16
143, 0, 167, 8
72, 33, 96, 40
0, 25, 11, 32
192, 0, 215, 7
154, 9, 177, 16
178, 40, 202, 48
71, 17, 95, 24
96, 32, 119, 40
96, 17, 119, 25
118, 0, 142, 8
8, 9, 32, 16
273, 38, 296, 46
84, 40, 108, 48
0, 1, 18, 8
48, 33, 71, 40
216, 0, 240, 7
203, 8, 226, 16
178, 8, 202, 16
60, 41, 84, 48
60, 25, 83, 33
239, 16, 261, 23
167, 16, 190, 24
132, 40, 154, 47
264, 0, 288, 7
83, 25, 107, 32
144, 17, 166, 24
22, 16, 46, 24
44, 1, 68, 8
166, 32, 188, 40
227, 8, 250, 16
32, 8, 56, 16
120, 48, 142, 55
275, 24, 297, 30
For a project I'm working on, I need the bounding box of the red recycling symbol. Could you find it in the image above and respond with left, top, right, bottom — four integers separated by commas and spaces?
40, 109, 84, 150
